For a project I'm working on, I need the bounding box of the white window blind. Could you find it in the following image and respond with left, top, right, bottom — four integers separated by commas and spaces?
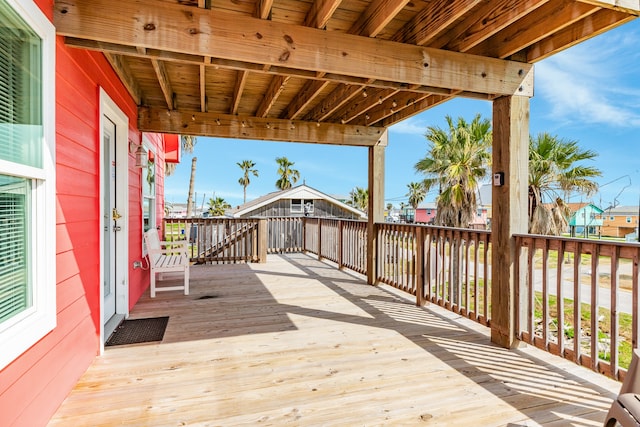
0, 177, 30, 323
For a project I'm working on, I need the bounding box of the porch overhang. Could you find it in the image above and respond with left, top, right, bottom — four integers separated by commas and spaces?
53, 0, 637, 147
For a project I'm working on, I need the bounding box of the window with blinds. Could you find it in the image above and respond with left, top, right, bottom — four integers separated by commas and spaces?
0, 177, 30, 323
0, 0, 54, 370
0, 0, 41, 327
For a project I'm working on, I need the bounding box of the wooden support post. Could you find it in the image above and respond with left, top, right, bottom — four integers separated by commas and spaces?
258, 218, 267, 263
366, 132, 386, 285
491, 95, 529, 348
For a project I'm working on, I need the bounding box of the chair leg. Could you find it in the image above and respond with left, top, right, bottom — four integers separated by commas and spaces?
150, 269, 156, 298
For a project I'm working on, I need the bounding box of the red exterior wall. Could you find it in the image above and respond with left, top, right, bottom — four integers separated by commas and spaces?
0, 1, 166, 425
415, 208, 436, 224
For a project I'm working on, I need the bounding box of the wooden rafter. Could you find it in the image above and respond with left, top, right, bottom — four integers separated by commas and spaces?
231, 70, 248, 115
138, 107, 387, 146
256, 0, 274, 19
430, 0, 551, 51
304, 0, 343, 28
330, 87, 397, 124
348, 0, 410, 37
280, 80, 330, 120
256, 75, 290, 118
469, 1, 600, 59
391, 0, 482, 45
526, 7, 635, 61
304, 84, 366, 122
151, 59, 174, 110
103, 53, 142, 105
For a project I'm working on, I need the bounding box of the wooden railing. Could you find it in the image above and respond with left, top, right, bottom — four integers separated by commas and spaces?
515, 234, 640, 379
377, 223, 492, 325
267, 217, 303, 253
303, 218, 367, 274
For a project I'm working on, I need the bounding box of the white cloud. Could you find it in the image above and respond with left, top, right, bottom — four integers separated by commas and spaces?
535, 26, 640, 128
389, 117, 427, 135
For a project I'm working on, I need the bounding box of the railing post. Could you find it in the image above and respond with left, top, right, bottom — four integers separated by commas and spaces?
302, 217, 307, 253
258, 218, 267, 263
415, 226, 425, 307
338, 220, 344, 269
318, 218, 323, 260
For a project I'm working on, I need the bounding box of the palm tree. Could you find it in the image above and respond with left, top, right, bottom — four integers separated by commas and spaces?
347, 187, 369, 212
208, 196, 231, 217
528, 133, 601, 235
275, 157, 300, 190
415, 114, 492, 228
237, 160, 259, 204
186, 157, 197, 217
406, 182, 426, 210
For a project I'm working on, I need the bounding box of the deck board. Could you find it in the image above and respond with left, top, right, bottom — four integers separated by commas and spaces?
49, 253, 622, 426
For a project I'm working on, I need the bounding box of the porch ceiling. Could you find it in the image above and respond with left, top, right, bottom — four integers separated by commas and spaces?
54, 0, 638, 146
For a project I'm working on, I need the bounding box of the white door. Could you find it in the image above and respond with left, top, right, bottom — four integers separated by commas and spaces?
103, 117, 117, 325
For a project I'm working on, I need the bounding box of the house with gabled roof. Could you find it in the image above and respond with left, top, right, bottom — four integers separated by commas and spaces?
230, 184, 366, 220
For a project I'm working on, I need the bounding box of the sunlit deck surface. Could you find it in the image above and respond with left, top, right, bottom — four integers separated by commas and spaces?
50, 253, 622, 426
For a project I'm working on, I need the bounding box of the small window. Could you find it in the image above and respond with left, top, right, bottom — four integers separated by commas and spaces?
304, 200, 314, 215
610, 216, 614, 221
291, 199, 302, 213
627, 217, 632, 223
0, 0, 56, 369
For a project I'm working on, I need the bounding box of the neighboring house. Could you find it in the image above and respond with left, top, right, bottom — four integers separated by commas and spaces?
415, 202, 437, 224
600, 206, 640, 238
568, 204, 603, 237
0, 1, 180, 425
230, 184, 366, 220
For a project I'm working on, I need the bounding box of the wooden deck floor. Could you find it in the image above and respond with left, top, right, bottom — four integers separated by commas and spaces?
49, 253, 622, 426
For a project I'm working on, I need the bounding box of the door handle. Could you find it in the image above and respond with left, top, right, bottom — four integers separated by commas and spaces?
112, 208, 122, 220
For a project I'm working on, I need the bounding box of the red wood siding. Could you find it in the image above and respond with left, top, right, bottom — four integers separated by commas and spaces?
0, 1, 167, 423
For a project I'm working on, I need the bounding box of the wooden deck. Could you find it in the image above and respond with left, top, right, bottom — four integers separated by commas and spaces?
49, 253, 623, 426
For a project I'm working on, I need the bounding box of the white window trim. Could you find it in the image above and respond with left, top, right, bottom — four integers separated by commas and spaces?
142, 135, 155, 256
0, 0, 56, 370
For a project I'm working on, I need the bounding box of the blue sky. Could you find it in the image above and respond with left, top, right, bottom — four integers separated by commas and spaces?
165, 19, 640, 210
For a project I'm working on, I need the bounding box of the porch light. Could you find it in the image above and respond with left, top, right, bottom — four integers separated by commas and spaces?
129, 140, 148, 168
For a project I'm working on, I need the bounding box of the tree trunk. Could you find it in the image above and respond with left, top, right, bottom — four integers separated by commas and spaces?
186, 157, 197, 217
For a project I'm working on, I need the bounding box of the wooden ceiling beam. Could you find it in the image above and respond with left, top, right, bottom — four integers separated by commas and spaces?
382, 94, 454, 126
469, 1, 600, 59
103, 53, 142, 105
138, 107, 387, 147
62, 37, 465, 97
304, 0, 343, 28
256, 75, 290, 118
392, 0, 482, 45
54, 0, 534, 97
348, 0, 410, 37
151, 59, 174, 110
526, 8, 635, 62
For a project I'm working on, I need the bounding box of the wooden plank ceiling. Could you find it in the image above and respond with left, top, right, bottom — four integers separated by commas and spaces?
54, 0, 638, 146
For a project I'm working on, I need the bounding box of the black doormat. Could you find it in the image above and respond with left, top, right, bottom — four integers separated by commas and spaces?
106, 317, 169, 346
